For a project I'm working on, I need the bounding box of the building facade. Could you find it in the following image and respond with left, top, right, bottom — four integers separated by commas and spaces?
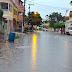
15, 0, 24, 32
13, 1, 18, 31
0, 0, 18, 34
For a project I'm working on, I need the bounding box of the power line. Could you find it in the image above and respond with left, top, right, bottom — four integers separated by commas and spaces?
29, 4, 68, 19
31, 1, 71, 10
30, 2, 70, 15
28, 4, 34, 25
31, 4, 68, 15
26, 1, 70, 19
34, 4, 67, 11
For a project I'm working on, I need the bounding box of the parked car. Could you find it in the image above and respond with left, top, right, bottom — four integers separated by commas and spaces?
46, 29, 48, 31
43, 28, 46, 31
43, 28, 48, 31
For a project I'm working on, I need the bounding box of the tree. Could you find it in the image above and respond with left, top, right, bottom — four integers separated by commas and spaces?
30, 12, 42, 26
0, 9, 3, 25
70, 1, 72, 5
25, 15, 28, 23
0, 9, 3, 34
62, 16, 66, 22
54, 23, 65, 28
0, 9, 3, 21
54, 22, 65, 33
49, 12, 63, 28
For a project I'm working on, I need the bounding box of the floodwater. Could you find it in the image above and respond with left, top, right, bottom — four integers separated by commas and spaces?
0, 31, 72, 72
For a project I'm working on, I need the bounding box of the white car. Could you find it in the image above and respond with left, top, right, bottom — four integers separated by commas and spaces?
68, 27, 72, 34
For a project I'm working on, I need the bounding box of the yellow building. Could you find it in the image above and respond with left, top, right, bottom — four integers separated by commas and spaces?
13, 5, 18, 31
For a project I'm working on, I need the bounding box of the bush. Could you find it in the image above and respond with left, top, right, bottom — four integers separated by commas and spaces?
70, 1, 72, 5
15, 36, 20, 39
54, 22, 65, 28
0, 9, 3, 18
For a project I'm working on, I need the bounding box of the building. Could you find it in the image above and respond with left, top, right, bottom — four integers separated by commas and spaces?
0, 0, 18, 34
15, 0, 24, 32
65, 11, 72, 22
12, 0, 18, 31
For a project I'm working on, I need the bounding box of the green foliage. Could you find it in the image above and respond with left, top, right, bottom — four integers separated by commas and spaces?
30, 12, 42, 26
62, 16, 66, 22
15, 35, 20, 39
0, 9, 3, 21
49, 21, 56, 27
25, 15, 28, 23
0, 9, 3, 18
49, 12, 63, 22
54, 22, 65, 28
24, 27, 29, 30
49, 12, 63, 27
70, 1, 72, 5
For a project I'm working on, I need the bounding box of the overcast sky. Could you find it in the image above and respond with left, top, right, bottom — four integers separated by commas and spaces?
22, 0, 71, 19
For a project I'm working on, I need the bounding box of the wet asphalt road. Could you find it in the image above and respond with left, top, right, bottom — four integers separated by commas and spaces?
0, 31, 72, 72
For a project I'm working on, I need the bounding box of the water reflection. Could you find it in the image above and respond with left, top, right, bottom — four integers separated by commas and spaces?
0, 42, 15, 65
64, 41, 68, 62
31, 33, 37, 70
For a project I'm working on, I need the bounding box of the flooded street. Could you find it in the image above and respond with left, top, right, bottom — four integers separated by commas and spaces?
0, 31, 72, 72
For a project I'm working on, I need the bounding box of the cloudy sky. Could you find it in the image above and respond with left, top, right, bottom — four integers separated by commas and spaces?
22, 0, 71, 19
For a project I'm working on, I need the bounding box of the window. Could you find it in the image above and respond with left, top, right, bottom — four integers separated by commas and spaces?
19, 0, 23, 5
18, 12, 23, 16
1, 3, 8, 10
69, 27, 72, 30
9, 4, 13, 12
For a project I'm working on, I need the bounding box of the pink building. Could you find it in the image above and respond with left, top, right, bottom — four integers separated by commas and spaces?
15, 0, 24, 32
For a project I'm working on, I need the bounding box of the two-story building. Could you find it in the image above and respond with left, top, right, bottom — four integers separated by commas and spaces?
0, 0, 18, 34
15, 0, 24, 32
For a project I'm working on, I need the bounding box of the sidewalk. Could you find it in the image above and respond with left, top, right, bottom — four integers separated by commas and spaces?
48, 28, 54, 32
13, 32, 25, 37
0, 34, 8, 42
0, 32, 26, 42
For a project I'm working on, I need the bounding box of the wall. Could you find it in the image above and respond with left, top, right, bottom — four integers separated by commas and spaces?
0, 0, 14, 33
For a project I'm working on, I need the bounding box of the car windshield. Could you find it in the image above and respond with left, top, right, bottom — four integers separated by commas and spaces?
69, 27, 72, 30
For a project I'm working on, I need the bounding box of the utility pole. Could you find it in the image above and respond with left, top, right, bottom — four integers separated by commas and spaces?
22, 0, 26, 32
28, 4, 34, 25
